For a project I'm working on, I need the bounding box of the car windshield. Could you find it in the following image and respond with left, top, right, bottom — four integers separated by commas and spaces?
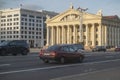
46, 45, 58, 51
0, 41, 10, 46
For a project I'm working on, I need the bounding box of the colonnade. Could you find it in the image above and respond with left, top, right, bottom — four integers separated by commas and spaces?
46, 23, 102, 48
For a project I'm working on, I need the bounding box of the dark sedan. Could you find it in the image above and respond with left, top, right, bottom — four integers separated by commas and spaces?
39, 44, 84, 63
115, 46, 120, 52
92, 46, 106, 52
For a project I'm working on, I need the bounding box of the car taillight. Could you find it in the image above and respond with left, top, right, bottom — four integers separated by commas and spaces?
39, 49, 44, 56
50, 52, 56, 56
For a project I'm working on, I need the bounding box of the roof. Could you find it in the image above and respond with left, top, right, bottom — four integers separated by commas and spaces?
103, 15, 120, 20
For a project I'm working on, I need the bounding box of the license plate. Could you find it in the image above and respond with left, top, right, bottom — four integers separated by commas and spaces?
44, 53, 50, 56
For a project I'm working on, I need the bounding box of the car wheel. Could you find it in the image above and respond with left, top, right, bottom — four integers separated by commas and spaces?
12, 53, 17, 56
22, 50, 28, 55
60, 57, 65, 64
43, 59, 49, 63
1, 50, 7, 56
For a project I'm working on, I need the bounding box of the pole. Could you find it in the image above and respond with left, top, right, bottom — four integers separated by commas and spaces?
79, 12, 83, 43
77, 7, 88, 44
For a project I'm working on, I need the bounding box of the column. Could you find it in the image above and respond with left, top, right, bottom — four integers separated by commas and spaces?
51, 27, 54, 45
73, 25, 76, 43
118, 26, 120, 45
86, 24, 89, 46
112, 27, 115, 46
57, 26, 59, 44
46, 27, 50, 46
69, 26, 72, 44
62, 26, 64, 44
98, 23, 102, 46
59, 27, 62, 44
67, 26, 70, 44
92, 24, 95, 47
104, 26, 108, 46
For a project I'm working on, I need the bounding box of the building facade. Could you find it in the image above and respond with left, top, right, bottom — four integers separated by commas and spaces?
0, 8, 57, 47
46, 5, 120, 49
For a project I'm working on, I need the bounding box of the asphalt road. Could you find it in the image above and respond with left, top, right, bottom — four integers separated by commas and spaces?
0, 51, 120, 80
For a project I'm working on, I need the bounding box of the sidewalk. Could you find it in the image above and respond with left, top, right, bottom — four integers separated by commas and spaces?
30, 48, 41, 53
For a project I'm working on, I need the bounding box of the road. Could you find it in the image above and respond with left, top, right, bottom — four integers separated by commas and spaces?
0, 52, 120, 80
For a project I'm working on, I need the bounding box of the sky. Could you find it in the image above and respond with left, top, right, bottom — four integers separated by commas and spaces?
0, 0, 120, 16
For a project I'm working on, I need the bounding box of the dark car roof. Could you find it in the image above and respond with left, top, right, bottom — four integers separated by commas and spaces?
46, 44, 83, 51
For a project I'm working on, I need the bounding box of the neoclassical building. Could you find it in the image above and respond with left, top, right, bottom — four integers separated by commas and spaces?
46, 5, 120, 49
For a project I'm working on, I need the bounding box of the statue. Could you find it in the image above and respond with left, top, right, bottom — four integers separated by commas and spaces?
96, 9, 102, 16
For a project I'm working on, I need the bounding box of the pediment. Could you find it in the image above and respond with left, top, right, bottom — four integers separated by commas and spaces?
46, 8, 101, 23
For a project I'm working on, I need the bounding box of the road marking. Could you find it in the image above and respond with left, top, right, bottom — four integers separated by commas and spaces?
0, 64, 11, 67
0, 59, 120, 75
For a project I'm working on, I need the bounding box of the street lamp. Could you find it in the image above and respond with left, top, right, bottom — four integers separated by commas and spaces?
77, 7, 88, 44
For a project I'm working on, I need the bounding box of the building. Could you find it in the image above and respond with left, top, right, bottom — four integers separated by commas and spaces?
0, 8, 58, 48
46, 5, 120, 49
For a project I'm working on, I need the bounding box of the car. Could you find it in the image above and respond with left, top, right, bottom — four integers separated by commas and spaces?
0, 40, 29, 56
115, 46, 120, 52
39, 44, 84, 63
92, 46, 106, 52
72, 44, 84, 53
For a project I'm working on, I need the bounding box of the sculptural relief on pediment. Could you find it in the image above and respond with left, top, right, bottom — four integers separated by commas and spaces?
60, 14, 80, 21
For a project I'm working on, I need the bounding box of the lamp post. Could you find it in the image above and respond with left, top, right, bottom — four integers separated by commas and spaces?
77, 7, 88, 44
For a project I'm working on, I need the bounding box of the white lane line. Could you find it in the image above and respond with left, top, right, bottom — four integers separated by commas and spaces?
0, 64, 11, 67
0, 59, 120, 75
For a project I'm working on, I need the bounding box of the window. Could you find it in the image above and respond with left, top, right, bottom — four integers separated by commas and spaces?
21, 22, 24, 25
25, 18, 27, 21
36, 16, 41, 19
7, 15, 12, 17
1, 16, 6, 18
21, 18, 24, 21
39, 24, 41, 27
25, 23, 27, 25
36, 24, 38, 27
14, 18, 19, 21
29, 23, 31, 26
29, 28, 31, 30
36, 20, 39, 22
1, 24, 3, 26
21, 14, 27, 17
32, 20, 34, 22
69, 46, 75, 52
32, 23, 34, 26
29, 19, 31, 22
60, 46, 69, 52
14, 14, 19, 16
29, 15, 34, 18
96, 41, 98, 45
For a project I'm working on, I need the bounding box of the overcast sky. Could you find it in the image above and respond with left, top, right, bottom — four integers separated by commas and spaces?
0, 0, 120, 16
